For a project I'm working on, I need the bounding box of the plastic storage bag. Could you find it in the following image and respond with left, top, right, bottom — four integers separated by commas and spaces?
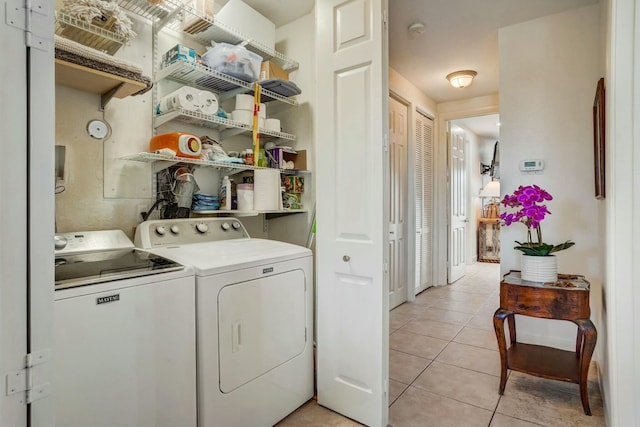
202, 43, 263, 82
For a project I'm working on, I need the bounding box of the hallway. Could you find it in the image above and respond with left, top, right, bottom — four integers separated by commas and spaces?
278, 263, 605, 427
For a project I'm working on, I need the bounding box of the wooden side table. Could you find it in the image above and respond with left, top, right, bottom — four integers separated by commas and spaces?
493, 271, 597, 415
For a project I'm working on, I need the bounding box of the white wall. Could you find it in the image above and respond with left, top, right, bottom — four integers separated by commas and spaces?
55, 17, 154, 237
499, 5, 604, 351
266, 11, 316, 247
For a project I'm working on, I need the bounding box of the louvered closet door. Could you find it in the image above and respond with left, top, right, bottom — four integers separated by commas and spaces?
415, 112, 434, 293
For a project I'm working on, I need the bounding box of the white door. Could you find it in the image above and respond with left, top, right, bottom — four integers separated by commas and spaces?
1, 3, 55, 426
448, 125, 467, 283
415, 112, 434, 293
316, 0, 389, 426
388, 96, 407, 309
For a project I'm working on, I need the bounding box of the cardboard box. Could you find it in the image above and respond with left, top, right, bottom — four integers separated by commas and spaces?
260, 61, 289, 81
181, 0, 214, 34
281, 176, 304, 193
216, 0, 275, 51
267, 148, 307, 170
162, 44, 197, 67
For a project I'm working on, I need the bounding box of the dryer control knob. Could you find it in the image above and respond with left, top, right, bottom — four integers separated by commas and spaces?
231, 222, 241, 230
170, 225, 180, 234
221, 222, 231, 231
156, 226, 167, 236
196, 222, 209, 233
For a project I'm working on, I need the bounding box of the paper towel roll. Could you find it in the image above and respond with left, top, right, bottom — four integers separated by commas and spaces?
157, 86, 200, 114
198, 90, 219, 115
253, 169, 281, 211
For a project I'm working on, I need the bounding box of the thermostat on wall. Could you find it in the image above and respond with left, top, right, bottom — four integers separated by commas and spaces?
519, 159, 545, 173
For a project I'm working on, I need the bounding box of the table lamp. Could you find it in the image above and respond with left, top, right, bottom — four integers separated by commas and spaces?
480, 180, 501, 218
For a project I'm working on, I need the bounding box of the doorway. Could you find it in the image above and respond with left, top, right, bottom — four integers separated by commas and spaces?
446, 113, 501, 282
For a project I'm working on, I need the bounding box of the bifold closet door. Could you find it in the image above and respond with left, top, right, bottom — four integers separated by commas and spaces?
414, 112, 434, 293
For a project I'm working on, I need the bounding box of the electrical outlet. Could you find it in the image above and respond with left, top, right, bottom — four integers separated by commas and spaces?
263, 216, 269, 233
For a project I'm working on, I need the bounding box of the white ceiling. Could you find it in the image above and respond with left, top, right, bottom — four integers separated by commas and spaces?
215, 0, 314, 27
226, 0, 597, 138
389, 0, 599, 103
454, 114, 501, 140
232, 0, 598, 104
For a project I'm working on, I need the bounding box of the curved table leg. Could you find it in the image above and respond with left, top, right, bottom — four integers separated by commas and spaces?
493, 308, 513, 394
574, 319, 597, 416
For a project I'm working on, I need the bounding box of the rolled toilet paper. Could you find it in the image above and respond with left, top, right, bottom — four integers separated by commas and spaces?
157, 86, 200, 114
265, 118, 280, 132
198, 90, 219, 115
235, 93, 254, 110
253, 169, 281, 211
232, 109, 253, 125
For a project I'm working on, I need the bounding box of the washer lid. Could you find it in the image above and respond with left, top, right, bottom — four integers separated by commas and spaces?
147, 238, 312, 275
55, 249, 184, 290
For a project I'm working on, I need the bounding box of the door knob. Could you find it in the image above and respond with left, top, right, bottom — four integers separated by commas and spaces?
343, 255, 350, 262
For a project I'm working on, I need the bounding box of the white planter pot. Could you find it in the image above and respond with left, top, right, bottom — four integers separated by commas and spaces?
521, 254, 557, 283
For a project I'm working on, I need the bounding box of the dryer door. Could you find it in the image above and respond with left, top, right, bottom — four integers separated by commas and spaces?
218, 269, 307, 393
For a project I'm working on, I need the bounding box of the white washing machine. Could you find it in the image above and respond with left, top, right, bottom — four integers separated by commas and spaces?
135, 218, 313, 427
54, 230, 197, 427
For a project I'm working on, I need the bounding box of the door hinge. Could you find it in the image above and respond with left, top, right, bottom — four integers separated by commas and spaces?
304, 327, 307, 342
6, 349, 52, 404
384, 133, 389, 152
5, 0, 52, 51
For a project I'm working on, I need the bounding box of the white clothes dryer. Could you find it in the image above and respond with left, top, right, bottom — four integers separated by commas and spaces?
135, 218, 313, 427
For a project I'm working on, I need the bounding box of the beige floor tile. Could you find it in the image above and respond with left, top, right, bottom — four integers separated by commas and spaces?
466, 312, 496, 331
389, 349, 431, 384
274, 399, 363, 427
389, 379, 408, 406
390, 311, 414, 333
389, 386, 493, 427
436, 298, 485, 314
436, 342, 501, 376
391, 302, 431, 317
415, 307, 474, 325
453, 325, 499, 351
490, 413, 545, 427
412, 361, 501, 410
399, 318, 464, 341
439, 290, 490, 304
389, 330, 449, 359
496, 372, 606, 427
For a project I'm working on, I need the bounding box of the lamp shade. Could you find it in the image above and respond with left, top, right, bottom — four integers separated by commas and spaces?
480, 180, 501, 198
446, 70, 477, 88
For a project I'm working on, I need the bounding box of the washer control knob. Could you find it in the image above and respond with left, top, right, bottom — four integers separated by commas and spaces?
221, 222, 231, 231
196, 222, 209, 233
231, 222, 241, 230
54, 235, 68, 250
156, 226, 167, 236
170, 225, 180, 234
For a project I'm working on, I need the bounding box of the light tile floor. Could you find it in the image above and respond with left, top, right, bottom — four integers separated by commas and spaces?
276, 263, 605, 427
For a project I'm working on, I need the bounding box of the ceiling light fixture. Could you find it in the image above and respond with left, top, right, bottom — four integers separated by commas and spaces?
446, 70, 478, 88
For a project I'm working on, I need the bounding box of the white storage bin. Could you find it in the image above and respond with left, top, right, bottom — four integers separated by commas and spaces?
216, 0, 276, 51
202, 43, 263, 82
